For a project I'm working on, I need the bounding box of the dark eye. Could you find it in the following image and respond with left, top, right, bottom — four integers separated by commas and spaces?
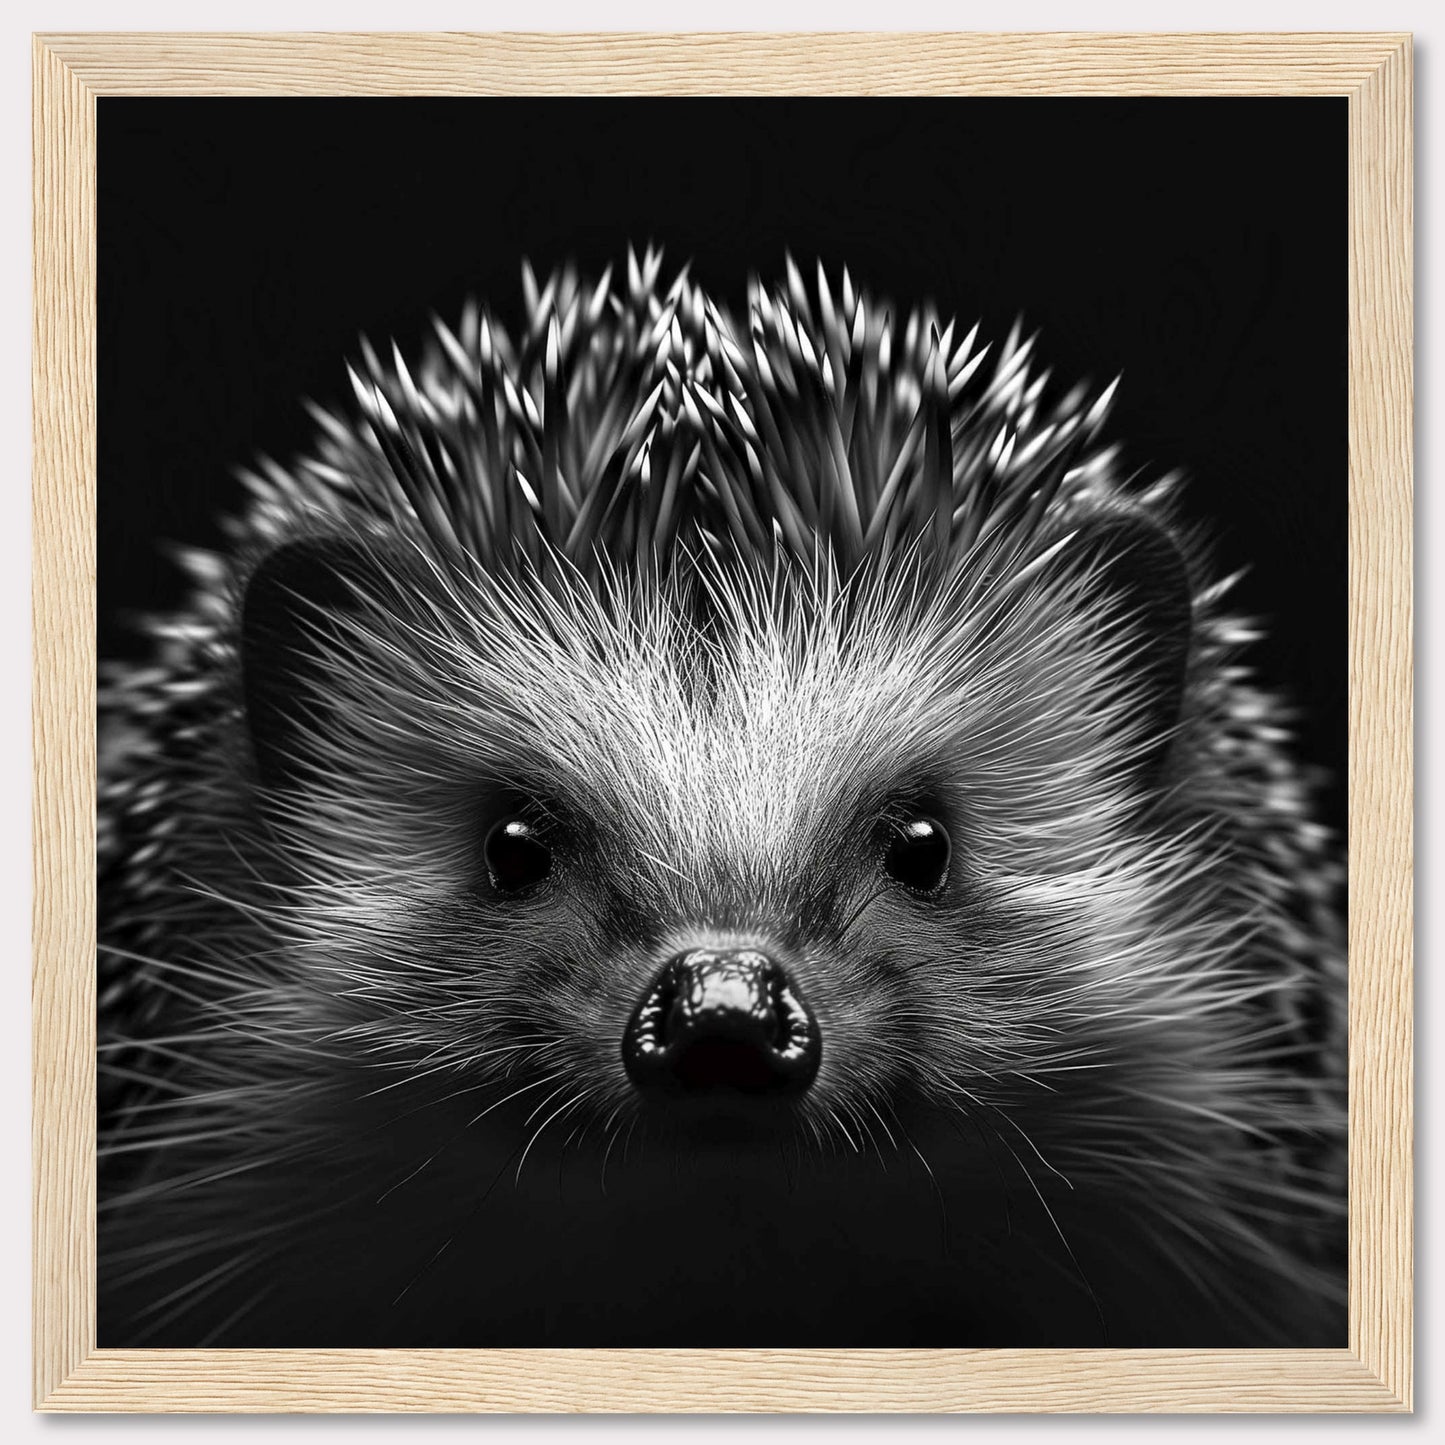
884, 816, 951, 894
484, 816, 552, 892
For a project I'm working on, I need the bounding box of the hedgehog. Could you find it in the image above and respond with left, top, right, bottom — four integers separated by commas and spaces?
96, 249, 1346, 1348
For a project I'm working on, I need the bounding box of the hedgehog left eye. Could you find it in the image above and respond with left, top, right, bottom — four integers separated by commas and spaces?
485, 816, 552, 893
884, 816, 951, 894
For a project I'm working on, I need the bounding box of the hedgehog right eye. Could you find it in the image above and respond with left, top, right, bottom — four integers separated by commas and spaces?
884, 816, 951, 894
484, 817, 553, 893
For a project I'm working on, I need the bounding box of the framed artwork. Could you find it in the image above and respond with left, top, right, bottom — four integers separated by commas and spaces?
33, 31, 1412, 1412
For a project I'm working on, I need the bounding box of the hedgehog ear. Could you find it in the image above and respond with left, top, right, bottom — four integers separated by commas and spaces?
241, 535, 400, 789
1067, 511, 1193, 782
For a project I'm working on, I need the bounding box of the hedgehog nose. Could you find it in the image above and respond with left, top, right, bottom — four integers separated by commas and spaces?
623, 949, 820, 1100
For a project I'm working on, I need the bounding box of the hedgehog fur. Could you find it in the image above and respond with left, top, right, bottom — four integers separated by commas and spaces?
97, 249, 1346, 1348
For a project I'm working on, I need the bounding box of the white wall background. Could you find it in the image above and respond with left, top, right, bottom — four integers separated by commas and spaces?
1, 1, 1432, 1437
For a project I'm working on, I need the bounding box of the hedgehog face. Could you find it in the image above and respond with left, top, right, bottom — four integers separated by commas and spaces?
240, 532, 1207, 1161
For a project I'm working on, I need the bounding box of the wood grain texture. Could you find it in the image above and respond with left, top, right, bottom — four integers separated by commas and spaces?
34, 31, 1411, 96
1345, 35, 1414, 1413
36, 1348, 1397, 1414
32, 33, 97, 1412
31, 31, 1413, 1413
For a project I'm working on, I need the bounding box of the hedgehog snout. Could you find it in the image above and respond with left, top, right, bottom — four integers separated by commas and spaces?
621, 948, 820, 1102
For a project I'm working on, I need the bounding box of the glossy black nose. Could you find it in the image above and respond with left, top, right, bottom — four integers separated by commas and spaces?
623, 949, 820, 1099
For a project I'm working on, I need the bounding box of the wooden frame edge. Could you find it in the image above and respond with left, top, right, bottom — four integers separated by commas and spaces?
36, 1348, 1401, 1414
1344, 30, 1414, 1414
33, 30, 98, 1412
32, 31, 1413, 1413
34, 30, 1413, 97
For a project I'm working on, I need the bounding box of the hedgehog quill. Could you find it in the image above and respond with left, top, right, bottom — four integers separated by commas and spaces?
97, 250, 1346, 1347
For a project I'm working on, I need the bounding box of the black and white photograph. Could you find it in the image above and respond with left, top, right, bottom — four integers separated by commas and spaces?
94, 95, 1348, 1350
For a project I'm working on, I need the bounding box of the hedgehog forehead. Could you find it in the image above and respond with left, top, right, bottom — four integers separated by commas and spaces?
468, 581, 944, 866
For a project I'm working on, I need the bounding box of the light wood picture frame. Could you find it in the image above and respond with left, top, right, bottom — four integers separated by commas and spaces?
33, 30, 1412, 1413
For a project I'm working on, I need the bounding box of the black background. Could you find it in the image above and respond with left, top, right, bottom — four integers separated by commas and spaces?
98, 97, 1347, 830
